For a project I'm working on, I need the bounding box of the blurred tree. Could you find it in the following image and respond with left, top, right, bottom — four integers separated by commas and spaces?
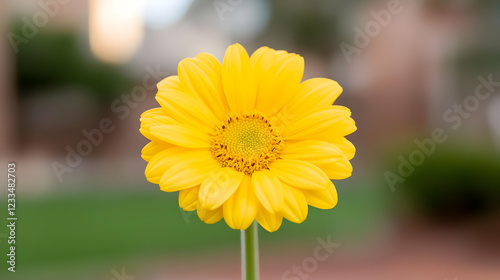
12, 20, 134, 103
259, 0, 344, 57
399, 144, 500, 222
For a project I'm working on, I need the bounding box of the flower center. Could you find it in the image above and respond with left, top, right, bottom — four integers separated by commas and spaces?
211, 114, 283, 174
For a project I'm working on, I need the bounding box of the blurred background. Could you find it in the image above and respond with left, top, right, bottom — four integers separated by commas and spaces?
1, 0, 500, 279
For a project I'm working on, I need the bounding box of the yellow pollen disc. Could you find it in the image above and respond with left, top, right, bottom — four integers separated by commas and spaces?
211, 114, 283, 174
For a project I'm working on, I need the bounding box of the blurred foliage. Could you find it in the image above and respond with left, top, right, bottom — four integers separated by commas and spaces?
263, 0, 341, 56
11, 20, 133, 103
423, 0, 500, 12
455, 49, 500, 76
399, 144, 500, 222
453, 0, 500, 77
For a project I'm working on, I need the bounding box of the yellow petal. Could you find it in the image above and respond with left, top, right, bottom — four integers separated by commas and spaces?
159, 150, 220, 192
251, 169, 284, 213
283, 106, 355, 140
285, 78, 343, 120
303, 184, 338, 209
328, 137, 355, 160
310, 117, 357, 140
319, 159, 353, 180
156, 89, 219, 133
141, 141, 173, 162
145, 147, 193, 184
139, 108, 171, 131
179, 186, 199, 211
254, 52, 304, 115
280, 140, 344, 166
140, 107, 166, 120
140, 108, 178, 142
250, 46, 288, 83
256, 207, 283, 232
281, 182, 308, 224
223, 175, 258, 230
304, 136, 356, 161
250, 46, 284, 72
197, 205, 223, 224
150, 124, 211, 148
194, 53, 222, 73
178, 53, 229, 120
268, 159, 332, 190
280, 140, 353, 180
157, 75, 183, 92
222, 43, 257, 113
199, 167, 244, 210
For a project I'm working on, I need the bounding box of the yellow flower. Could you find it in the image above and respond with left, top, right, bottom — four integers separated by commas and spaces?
140, 44, 356, 232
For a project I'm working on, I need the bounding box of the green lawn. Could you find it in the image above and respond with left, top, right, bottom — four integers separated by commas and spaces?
0, 181, 387, 279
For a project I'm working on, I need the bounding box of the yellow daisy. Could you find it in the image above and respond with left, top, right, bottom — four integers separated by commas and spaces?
140, 44, 356, 232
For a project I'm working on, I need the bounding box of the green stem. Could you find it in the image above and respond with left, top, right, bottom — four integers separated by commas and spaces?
241, 221, 259, 280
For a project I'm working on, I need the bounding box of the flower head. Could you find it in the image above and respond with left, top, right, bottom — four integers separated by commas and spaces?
140, 44, 356, 232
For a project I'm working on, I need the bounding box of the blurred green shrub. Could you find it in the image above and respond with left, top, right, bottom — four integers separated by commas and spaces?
264, 0, 341, 56
11, 20, 133, 103
398, 144, 500, 222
